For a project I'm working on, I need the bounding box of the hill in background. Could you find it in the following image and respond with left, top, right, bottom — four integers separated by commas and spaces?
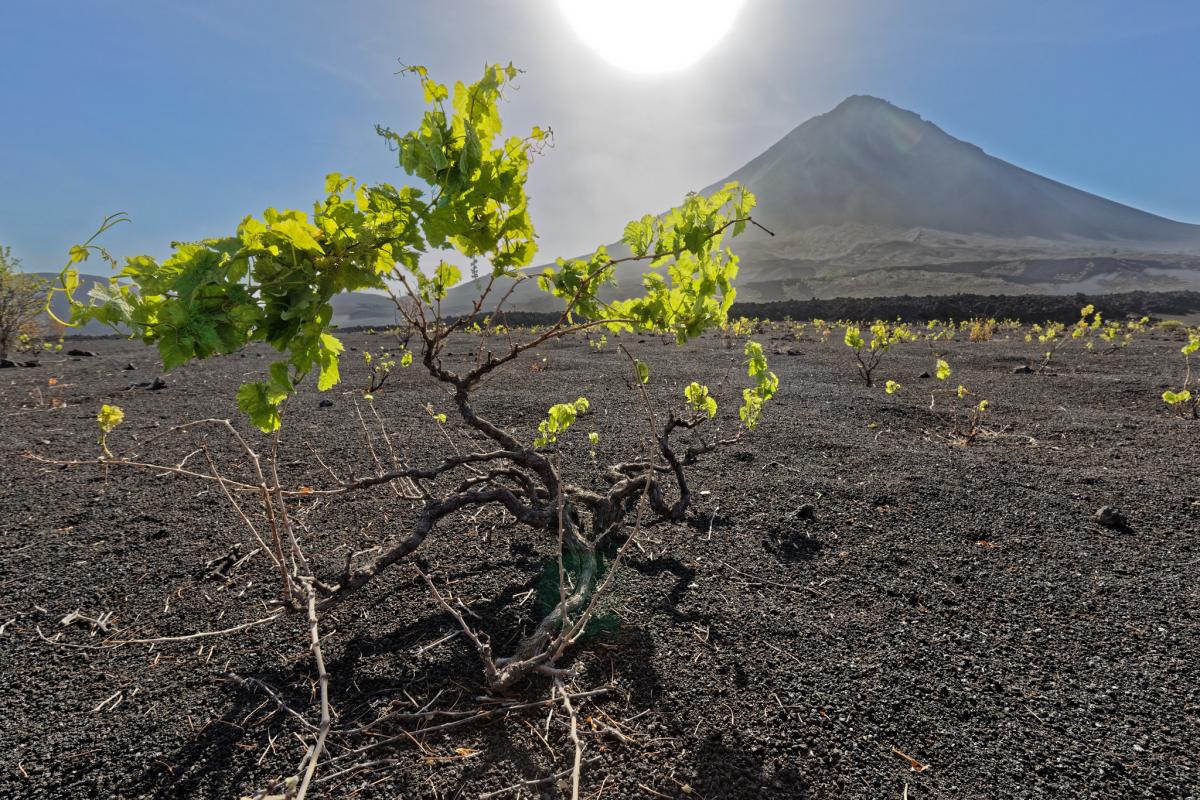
440, 95, 1200, 315
32, 99, 1200, 330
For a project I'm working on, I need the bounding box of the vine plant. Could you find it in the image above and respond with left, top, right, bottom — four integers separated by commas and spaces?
1024, 304, 1103, 371
843, 321, 911, 386
1163, 329, 1200, 419
43, 63, 777, 797
927, 358, 991, 444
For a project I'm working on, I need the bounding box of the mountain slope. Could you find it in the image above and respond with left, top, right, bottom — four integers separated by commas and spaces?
34, 99, 1200, 331
711, 95, 1200, 246
432, 96, 1200, 315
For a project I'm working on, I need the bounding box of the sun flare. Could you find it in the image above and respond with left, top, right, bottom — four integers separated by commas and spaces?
556, 0, 748, 75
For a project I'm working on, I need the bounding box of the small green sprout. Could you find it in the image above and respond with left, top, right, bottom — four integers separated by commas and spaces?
97, 404, 124, 457
534, 397, 590, 448
1162, 331, 1200, 418
684, 382, 717, 418
844, 322, 911, 386
1163, 389, 1192, 405
739, 341, 778, 430
97, 403, 124, 432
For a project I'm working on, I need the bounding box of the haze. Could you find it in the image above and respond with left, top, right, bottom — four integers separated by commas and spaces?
2, 1, 1199, 275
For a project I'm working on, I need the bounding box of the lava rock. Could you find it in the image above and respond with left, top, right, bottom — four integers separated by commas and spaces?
66, 348, 98, 357
127, 376, 168, 391
1013, 365, 1034, 374
0, 358, 38, 368
917, 371, 932, 379
319, 398, 335, 408
123, 363, 136, 371
1094, 506, 1128, 530
796, 503, 816, 521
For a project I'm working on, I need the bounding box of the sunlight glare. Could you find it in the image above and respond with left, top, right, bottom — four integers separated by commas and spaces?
556, 0, 748, 75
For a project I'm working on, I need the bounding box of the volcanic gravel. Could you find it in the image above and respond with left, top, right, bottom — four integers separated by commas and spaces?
1, 328, 1197, 799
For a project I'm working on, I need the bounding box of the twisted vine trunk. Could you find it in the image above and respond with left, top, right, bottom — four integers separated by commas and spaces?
492, 506, 598, 690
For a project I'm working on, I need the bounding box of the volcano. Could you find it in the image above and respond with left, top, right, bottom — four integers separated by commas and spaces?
711, 94, 1200, 246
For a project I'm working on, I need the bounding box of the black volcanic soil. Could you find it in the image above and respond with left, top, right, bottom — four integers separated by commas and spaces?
1, 328, 1198, 799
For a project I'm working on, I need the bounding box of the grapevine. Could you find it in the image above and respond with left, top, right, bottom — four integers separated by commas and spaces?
44, 62, 777, 796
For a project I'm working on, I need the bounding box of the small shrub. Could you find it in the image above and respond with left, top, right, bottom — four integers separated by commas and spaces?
1163, 330, 1200, 419
0, 245, 48, 360
927, 358, 990, 443
844, 321, 911, 386
968, 318, 995, 342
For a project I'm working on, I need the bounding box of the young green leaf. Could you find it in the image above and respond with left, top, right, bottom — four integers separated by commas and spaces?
684, 382, 718, 417
97, 404, 125, 434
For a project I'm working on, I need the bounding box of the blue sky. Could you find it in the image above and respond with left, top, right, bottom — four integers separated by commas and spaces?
2, 1, 1198, 272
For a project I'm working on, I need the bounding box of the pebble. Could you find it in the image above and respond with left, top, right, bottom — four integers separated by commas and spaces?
1094, 506, 1128, 529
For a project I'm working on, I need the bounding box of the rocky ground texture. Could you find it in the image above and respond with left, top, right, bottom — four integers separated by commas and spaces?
1, 327, 1197, 799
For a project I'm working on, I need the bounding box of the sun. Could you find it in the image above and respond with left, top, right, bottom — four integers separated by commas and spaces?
556, 0, 748, 75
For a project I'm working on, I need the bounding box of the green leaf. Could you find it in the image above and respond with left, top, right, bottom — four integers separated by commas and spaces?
97, 404, 125, 434
684, 382, 717, 417
316, 333, 343, 391
622, 216, 655, 257
1163, 389, 1192, 405
635, 360, 650, 384
237, 381, 283, 433
432, 262, 461, 300
271, 218, 324, 254
534, 399, 585, 448
267, 361, 294, 402
460, 129, 483, 176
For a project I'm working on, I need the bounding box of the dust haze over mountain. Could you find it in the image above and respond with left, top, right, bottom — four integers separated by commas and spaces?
43, 98, 1200, 331
427, 95, 1200, 320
